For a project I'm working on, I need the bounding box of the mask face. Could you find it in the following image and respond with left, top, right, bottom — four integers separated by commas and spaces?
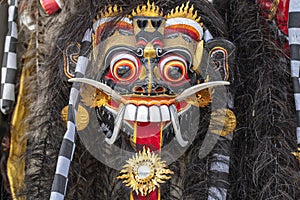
71, 2, 234, 171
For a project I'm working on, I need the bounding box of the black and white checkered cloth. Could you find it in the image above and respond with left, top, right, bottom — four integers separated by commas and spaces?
288, 0, 300, 145
50, 28, 92, 200
0, 0, 18, 115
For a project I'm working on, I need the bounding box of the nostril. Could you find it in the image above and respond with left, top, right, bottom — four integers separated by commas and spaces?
133, 86, 145, 93
154, 86, 165, 93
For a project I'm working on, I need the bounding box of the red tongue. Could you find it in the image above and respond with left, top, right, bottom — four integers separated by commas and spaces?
133, 121, 163, 200
135, 122, 162, 152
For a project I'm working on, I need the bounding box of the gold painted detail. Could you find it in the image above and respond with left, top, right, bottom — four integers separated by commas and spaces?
130, 0, 163, 17
292, 148, 300, 162
80, 84, 111, 107
63, 42, 80, 79
186, 88, 211, 107
95, 4, 122, 20
210, 108, 236, 136
61, 105, 90, 131
167, 2, 201, 23
144, 43, 157, 58
118, 147, 173, 196
269, 0, 280, 20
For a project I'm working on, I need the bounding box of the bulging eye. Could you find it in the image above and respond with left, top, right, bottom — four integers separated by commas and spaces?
164, 61, 185, 82
110, 53, 140, 82
159, 56, 187, 83
113, 60, 136, 81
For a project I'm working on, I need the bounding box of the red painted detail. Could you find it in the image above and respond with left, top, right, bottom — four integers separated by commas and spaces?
152, 39, 163, 48
39, 0, 60, 15
96, 22, 133, 44
276, 0, 289, 35
108, 99, 119, 109
135, 122, 162, 152
257, 0, 274, 19
132, 189, 159, 200
257, 0, 289, 35
136, 40, 147, 47
176, 100, 188, 111
165, 25, 200, 42
258, 0, 290, 55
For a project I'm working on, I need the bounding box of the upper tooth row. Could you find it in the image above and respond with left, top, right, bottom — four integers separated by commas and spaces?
123, 104, 172, 122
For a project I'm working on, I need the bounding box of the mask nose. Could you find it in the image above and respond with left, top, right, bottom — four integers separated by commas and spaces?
133, 84, 167, 95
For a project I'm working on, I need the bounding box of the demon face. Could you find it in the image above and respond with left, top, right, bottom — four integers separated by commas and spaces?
60, 1, 236, 199
68, 2, 233, 171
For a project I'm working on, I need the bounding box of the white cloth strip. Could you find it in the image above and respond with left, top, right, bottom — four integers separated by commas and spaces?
49, 192, 64, 200
2, 83, 15, 100
75, 56, 88, 74
56, 156, 71, 177
204, 29, 213, 42
65, 122, 76, 142
208, 187, 227, 200
4, 37, 11, 52
6, 52, 17, 69
82, 28, 92, 42
291, 60, 300, 77
297, 127, 300, 144
0, 0, 18, 114
8, 5, 16, 22
50, 29, 92, 200
295, 93, 300, 111
10, 21, 18, 39
68, 87, 79, 106
210, 153, 230, 173
289, 28, 300, 45
289, 0, 300, 12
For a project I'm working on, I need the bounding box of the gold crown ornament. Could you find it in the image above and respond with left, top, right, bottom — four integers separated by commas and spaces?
167, 1, 201, 23
130, 0, 163, 18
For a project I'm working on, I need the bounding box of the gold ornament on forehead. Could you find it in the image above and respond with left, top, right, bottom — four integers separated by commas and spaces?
167, 1, 202, 24
129, 0, 163, 18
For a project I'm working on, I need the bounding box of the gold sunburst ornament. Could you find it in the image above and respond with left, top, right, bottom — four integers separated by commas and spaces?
117, 147, 173, 196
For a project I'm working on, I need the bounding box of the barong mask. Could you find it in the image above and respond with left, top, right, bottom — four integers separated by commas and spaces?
62, 1, 235, 198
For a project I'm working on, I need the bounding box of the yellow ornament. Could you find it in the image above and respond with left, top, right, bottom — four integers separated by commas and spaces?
118, 147, 173, 196
61, 105, 90, 131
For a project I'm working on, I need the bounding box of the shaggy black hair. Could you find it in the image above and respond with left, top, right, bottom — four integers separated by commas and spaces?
227, 0, 300, 199
8, 0, 300, 199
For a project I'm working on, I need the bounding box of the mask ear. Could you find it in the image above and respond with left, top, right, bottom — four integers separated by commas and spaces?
63, 42, 81, 78
206, 39, 235, 81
